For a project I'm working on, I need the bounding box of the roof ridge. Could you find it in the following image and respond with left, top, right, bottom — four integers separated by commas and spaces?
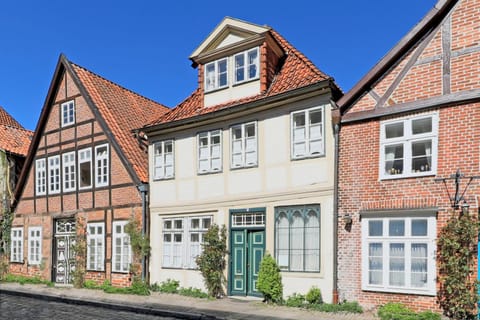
269, 29, 330, 80
70, 62, 169, 109
0, 105, 24, 129
0, 123, 33, 134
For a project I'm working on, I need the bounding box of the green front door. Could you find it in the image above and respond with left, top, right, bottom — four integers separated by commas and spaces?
230, 229, 265, 296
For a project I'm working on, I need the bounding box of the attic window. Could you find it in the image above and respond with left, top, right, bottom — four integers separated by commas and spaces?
205, 58, 228, 92
234, 48, 259, 84
61, 100, 75, 127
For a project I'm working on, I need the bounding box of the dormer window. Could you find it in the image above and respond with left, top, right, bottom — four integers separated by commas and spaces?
205, 58, 228, 91
234, 48, 259, 84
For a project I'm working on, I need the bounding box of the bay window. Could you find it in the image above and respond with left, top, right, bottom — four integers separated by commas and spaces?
380, 113, 438, 179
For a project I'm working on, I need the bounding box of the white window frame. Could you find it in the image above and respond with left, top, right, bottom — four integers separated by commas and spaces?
112, 221, 131, 273
78, 147, 92, 190
361, 214, 436, 295
162, 216, 212, 269
95, 144, 109, 187
11, 227, 23, 263
48, 155, 61, 194
198, 130, 222, 174
204, 58, 228, 92
63, 152, 76, 192
153, 140, 174, 180
28, 227, 42, 265
379, 113, 438, 180
87, 222, 105, 271
291, 106, 325, 159
230, 121, 258, 169
234, 47, 259, 84
35, 158, 46, 196
61, 100, 75, 127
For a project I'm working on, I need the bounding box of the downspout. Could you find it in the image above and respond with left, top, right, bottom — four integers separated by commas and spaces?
138, 183, 149, 282
331, 103, 341, 304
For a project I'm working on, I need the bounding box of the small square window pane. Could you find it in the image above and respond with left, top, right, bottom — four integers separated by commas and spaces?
174, 234, 182, 242
389, 220, 405, 236
293, 113, 305, 127
164, 220, 172, 229
385, 122, 404, 139
310, 110, 322, 125
174, 220, 182, 229
412, 117, 432, 135
369, 220, 383, 236
164, 234, 171, 242
412, 220, 428, 236
191, 233, 200, 242
233, 127, 242, 140
203, 218, 211, 229
246, 124, 255, 137
191, 219, 199, 229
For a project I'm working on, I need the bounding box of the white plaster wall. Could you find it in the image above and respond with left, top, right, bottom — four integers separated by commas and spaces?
204, 80, 260, 108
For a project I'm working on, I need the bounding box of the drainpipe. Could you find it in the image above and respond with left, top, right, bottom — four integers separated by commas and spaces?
137, 183, 149, 282
331, 103, 341, 304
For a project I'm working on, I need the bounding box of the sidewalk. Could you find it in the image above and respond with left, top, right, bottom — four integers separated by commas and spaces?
0, 282, 378, 320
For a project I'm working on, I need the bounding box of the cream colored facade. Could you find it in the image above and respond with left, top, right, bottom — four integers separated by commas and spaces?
148, 93, 336, 301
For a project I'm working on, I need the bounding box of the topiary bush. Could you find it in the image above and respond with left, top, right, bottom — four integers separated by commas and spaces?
257, 252, 283, 304
195, 224, 227, 298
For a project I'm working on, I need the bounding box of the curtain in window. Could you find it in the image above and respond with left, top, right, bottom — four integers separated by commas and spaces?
368, 243, 383, 285
290, 212, 304, 271
276, 212, 289, 269
305, 211, 319, 271
293, 113, 306, 156
411, 243, 428, 287
245, 124, 256, 165
389, 243, 405, 286
309, 109, 322, 154
211, 135, 221, 170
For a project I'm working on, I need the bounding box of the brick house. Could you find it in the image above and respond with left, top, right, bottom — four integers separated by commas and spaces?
9, 55, 168, 286
0, 106, 32, 254
336, 0, 480, 312
142, 17, 342, 300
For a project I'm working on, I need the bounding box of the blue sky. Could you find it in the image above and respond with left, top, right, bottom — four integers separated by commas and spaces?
1, 0, 436, 130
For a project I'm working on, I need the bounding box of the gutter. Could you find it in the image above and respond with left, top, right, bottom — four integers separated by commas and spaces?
137, 183, 149, 282
331, 103, 341, 304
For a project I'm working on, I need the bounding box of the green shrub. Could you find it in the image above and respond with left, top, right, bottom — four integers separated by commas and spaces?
195, 224, 227, 298
310, 301, 363, 313
284, 293, 305, 307
83, 279, 101, 289
150, 279, 180, 294
178, 287, 209, 299
257, 253, 283, 304
305, 286, 323, 305
2, 274, 52, 286
378, 303, 440, 320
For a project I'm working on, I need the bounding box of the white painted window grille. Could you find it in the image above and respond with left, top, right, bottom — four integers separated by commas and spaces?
234, 48, 259, 84
162, 216, 212, 269
35, 159, 46, 196
198, 130, 222, 174
63, 152, 76, 192
61, 100, 75, 127
361, 215, 436, 295
380, 113, 438, 179
10, 227, 23, 262
205, 58, 228, 92
48, 155, 61, 194
95, 144, 109, 187
28, 227, 42, 265
112, 221, 131, 273
153, 140, 174, 180
87, 223, 105, 271
291, 106, 325, 159
231, 122, 257, 168
231, 212, 265, 227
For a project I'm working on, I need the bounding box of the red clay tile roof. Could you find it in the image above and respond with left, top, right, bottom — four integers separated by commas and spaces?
148, 29, 332, 126
71, 63, 169, 182
0, 106, 33, 156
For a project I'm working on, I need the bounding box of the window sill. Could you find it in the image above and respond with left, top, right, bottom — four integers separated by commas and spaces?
362, 286, 436, 296
204, 85, 229, 94
197, 169, 223, 176
380, 171, 436, 180
152, 176, 175, 182
232, 77, 259, 87
10, 261, 24, 264
230, 164, 258, 171
86, 269, 106, 272
291, 153, 325, 161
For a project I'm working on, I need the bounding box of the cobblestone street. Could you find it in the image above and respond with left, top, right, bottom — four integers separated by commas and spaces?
0, 292, 178, 320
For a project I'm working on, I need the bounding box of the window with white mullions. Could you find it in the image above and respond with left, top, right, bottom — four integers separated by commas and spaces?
198, 130, 222, 174
35, 159, 46, 196
61, 100, 75, 127
380, 113, 438, 179
234, 48, 259, 84
63, 152, 76, 192
78, 148, 92, 189
362, 216, 435, 295
291, 106, 324, 159
274, 205, 320, 272
48, 155, 61, 194
10, 228, 23, 263
95, 144, 109, 187
112, 221, 131, 273
231, 122, 257, 169
205, 58, 228, 91
87, 223, 105, 271
153, 140, 174, 179
28, 227, 42, 265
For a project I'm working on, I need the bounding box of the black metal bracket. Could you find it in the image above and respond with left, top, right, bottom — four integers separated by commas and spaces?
434, 169, 480, 210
